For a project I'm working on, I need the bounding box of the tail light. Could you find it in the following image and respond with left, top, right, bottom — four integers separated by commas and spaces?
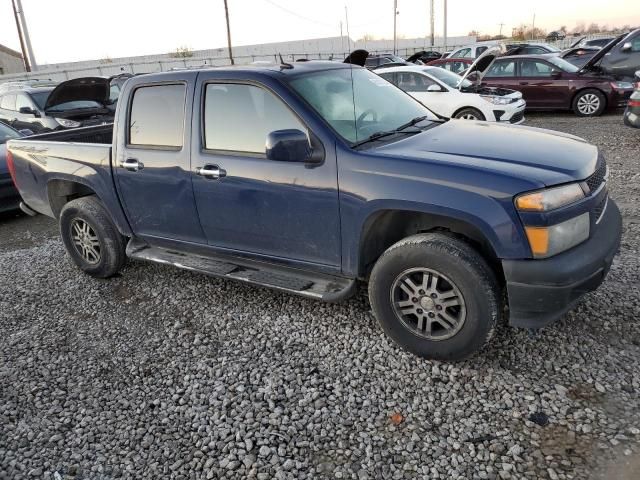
629, 100, 640, 107
6, 150, 18, 188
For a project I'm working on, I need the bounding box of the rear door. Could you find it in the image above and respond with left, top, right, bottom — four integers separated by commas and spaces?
113, 73, 206, 244
517, 59, 569, 108
482, 58, 519, 92
190, 76, 341, 269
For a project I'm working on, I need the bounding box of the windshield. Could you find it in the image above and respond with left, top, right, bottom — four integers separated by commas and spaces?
547, 56, 579, 73
0, 123, 20, 144
424, 66, 472, 89
543, 44, 561, 52
30, 91, 51, 110
289, 67, 435, 143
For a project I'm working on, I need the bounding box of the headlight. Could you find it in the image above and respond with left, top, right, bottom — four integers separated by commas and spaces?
524, 213, 590, 258
610, 81, 634, 90
55, 118, 81, 128
515, 183, 584, 211
480, 95, 512, 105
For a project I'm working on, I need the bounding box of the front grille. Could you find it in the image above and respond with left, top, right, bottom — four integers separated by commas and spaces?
585, 159, 608, 194
509, 111, 524, 124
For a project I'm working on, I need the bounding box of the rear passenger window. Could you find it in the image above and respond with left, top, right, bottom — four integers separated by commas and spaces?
204, 83, 307, 154
129, 84, 186, 148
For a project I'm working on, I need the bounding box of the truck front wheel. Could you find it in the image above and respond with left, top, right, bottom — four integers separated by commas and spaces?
59, 196, 126, 278
368, 233, 500, 361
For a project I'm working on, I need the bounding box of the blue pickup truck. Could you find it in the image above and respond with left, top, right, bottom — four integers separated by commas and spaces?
6, 61, 621, 360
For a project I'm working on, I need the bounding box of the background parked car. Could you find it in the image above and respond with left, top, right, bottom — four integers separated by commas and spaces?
0, 123, 28, 213
0, 77, 118, 134
424, 57, 473, 74
570, 36, 616, 49
597, 29, 640, 80
546, 31, 566, 41
445, 42, 498, 59
406, 50, 442, 64
505, 43, 561, 55
624, 70, 640, 128
481, 54, 634, 116
377, 63, 525, 123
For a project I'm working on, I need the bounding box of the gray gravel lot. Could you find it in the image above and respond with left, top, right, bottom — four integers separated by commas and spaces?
1, 112, 639, 480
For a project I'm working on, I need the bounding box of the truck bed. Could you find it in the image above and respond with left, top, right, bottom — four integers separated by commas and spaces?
7, 124, 117, 220
24, 124, 113, 144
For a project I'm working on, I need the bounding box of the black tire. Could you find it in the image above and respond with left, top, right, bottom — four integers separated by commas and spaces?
453, 107, 486, 121
59, 196, 126, 278
368, 233, 500, 361
572, 89, 606, 117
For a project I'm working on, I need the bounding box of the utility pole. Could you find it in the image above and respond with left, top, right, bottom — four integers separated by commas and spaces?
11, 0, 30, 72
345, 6, 351, 52
531, 13, 536, 40
223, 0, 234, 65
498, 22, 505, 37
429, 0, 435, 47
443, 0, 448, 51
393, 0, 398, 54
13, 0, 37, 71
340, 21, 344, 56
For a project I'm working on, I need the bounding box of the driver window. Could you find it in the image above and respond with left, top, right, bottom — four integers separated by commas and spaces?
396, 72, 436, 92
204, 83, 307, 154
631, 38, 640, 52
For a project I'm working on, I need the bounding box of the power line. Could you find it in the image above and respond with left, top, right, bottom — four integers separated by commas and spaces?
260, 0, 335, 28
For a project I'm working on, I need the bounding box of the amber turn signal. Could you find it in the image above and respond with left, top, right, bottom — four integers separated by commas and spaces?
524, 226, 549, 256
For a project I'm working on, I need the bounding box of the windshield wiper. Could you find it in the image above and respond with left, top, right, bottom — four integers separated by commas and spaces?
351, 116, 447, 149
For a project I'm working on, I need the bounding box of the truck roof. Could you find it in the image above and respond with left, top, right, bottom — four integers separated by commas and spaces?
136, 60, 353, 82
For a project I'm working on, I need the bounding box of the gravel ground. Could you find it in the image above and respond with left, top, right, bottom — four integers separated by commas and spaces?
1, 112, 639, 480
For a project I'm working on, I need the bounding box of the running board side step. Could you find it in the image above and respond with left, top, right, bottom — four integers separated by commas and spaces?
126, 241, 357, 302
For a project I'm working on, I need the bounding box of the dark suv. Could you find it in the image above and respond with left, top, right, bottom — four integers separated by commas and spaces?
0, 76, 124, 134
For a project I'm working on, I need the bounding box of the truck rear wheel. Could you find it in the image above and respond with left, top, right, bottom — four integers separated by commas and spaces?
59, 196, 126, 278
368, 233, 500, 361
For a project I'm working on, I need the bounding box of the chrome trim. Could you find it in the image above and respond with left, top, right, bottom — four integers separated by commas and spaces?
596, 196, 609, 225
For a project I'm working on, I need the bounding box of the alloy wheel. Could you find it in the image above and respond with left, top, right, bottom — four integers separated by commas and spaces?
577, 94, 600, 115
459, 113, 478, 120
390, 267, 466, 340
70, 218, 101, 265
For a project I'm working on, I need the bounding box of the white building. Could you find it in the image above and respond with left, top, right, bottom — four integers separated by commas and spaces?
0, 44, 25, 75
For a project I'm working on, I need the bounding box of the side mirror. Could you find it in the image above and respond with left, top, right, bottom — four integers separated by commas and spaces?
550, 70, 562, 79
265, 129, 312, 162
635, 70, 640, 82
19, 106, 36, 115
427, 84, 442, 92
621, 42, 633, 52
18, 128, 34, 136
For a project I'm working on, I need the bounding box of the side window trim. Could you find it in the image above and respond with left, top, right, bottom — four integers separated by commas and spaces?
126, 81, 188, 151
200, 80, 311, 158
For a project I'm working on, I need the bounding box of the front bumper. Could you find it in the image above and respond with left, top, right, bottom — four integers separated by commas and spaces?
494, 100, 526, 124
502, 198, 622, 328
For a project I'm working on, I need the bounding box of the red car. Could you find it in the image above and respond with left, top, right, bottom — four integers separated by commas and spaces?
425, 58, 473, 75
481, 53, 634, 116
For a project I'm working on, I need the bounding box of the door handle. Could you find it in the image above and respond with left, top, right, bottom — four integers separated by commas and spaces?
120, 157, 144, 172
196, 164, 226, 179
519, 82, 529, 86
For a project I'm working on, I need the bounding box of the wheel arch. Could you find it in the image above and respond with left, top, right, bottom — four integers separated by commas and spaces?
47, 178, 99, 219
452, 105, 486, 120
571, 87, 608, 110
357, 208, 503, 282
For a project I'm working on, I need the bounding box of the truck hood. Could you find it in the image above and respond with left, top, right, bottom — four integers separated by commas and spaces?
373, 120, 598, 186
44, 77, 110, 111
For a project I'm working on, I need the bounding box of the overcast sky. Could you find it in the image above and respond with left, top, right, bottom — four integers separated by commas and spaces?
0, 0, 638, 65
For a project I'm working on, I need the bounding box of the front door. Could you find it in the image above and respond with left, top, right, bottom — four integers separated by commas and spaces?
191, 80, 341, 268
517, 59, 569, 109
114, 76, 206, 245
